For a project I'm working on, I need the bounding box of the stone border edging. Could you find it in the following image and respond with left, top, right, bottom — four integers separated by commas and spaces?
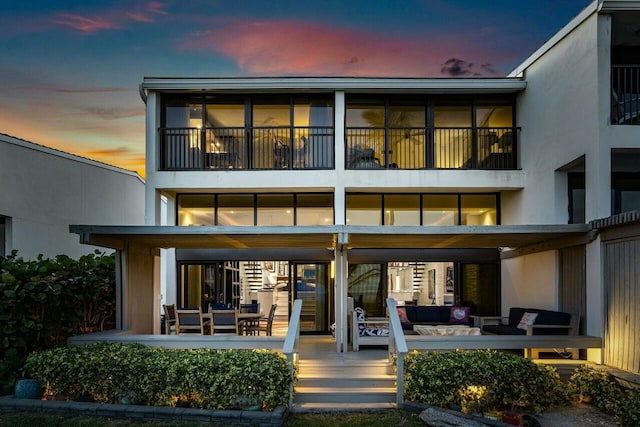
0, 395, 287, 426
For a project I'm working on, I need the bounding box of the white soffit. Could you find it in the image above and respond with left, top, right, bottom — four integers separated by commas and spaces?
140, 77, 526, 94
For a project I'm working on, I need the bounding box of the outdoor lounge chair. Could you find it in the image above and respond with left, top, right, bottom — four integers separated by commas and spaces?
351, 307, 389, 351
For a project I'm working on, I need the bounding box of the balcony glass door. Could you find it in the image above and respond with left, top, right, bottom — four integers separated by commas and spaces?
292, 263, 329, 333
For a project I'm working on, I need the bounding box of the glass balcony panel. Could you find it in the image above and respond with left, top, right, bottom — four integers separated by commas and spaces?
253, 104, 290, 126
346, 101, 384, 128
423, 195, 459, 225
460, 195, 497, 225
384, 194, 420, 225
346, 128, 384, 168
388, 104, 426, 127
346, 194, 382, 225
387, 128, 426, 169
476, 105, 512, 127
434, 105, 471, 127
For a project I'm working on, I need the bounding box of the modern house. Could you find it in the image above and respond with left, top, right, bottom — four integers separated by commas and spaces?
0, 133, 145, 260
72, 0, 640, 374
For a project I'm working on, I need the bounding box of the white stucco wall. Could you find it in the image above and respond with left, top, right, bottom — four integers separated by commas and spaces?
501, 251, 558, 313
504, 13, 601, 226
0, 134, 145, 259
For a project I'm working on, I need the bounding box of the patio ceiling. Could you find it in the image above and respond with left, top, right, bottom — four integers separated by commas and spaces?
70, 224, 590, 252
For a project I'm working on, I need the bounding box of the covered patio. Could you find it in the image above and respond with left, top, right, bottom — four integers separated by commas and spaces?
70, 223, 594, 354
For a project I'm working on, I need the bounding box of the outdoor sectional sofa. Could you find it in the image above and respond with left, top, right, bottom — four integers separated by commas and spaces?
398, 305, 472, 331
479, 307, 578, 336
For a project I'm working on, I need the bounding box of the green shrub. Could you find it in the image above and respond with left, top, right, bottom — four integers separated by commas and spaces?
404, 350, 568, 413
24, 343, 293, 410
568, 365, 640, 426
0, 251, 116, 394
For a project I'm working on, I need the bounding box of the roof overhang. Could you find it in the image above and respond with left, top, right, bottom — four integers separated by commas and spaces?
140, 77, 526, 94
70, 224, 589, 253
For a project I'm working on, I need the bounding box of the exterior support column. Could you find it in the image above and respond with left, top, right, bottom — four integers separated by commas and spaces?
124, 243, 160, 334
335, 232, 349, 352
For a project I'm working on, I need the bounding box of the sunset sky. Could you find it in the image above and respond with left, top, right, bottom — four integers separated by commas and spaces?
0, 0, 592, 177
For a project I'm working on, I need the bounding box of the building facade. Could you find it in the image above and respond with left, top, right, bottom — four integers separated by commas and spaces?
73, 0, 640, 367
0, 133, 145, 259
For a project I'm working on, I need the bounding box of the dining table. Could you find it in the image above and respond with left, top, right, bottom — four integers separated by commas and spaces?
201, 311, 262, 335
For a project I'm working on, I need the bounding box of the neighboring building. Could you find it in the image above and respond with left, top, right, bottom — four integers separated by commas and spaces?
0, 133, 145, 259
73, 0, 640, 372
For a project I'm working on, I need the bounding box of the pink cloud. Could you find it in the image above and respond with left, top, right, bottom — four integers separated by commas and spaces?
53, 13, 119, 34
179, 19, 505, 77
52, 1, 169, 34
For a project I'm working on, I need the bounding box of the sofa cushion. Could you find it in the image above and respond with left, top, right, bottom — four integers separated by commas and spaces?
517, 312, 539, 330
397, 307, 410, 324
483, 324, 526, 335
449, 306, 470, 324
415, 306, 445, 323
404, 305, 418, 322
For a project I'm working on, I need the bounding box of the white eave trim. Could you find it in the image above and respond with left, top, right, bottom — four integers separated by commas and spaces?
141, 77, 526, 94
509, 1, 599, 77
599, 0, 640, 11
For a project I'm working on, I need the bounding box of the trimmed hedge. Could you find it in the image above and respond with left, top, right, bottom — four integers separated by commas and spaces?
0, 251, 115, 395
569, 365, 640, 426
404, 350, 568, 413
24, 343, 294, 410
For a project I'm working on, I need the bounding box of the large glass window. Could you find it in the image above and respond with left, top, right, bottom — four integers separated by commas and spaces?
422, 195, 459, 225
434, 104, 472, 168
296, 194, 334, 225
177, 193, 334, 226
257, 194, 294, 226
384, 194, 420, 226
346, 193, 499, 226
568, 172, 585, 224
178, 195, 215, 226
218, 195, 254, 226
612, 149, 640, 214
164, 97, 202, 129
460, 195, 498, 225
346, 194, 382, 225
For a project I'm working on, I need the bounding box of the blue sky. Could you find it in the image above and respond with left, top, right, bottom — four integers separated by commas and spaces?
0, 0, 593, 176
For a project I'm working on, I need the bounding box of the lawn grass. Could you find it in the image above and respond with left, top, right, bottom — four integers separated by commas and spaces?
0, 410, 424, 427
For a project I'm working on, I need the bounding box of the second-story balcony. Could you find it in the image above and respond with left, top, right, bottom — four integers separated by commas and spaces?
346, 126, 517, 170
612, 65, 640, 125
160, 126, 335, 171
159, 126, 517, 171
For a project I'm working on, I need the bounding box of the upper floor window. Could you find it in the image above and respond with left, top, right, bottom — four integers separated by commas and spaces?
346, 193, 499, 226
612, 149, 640, 214
161, 94, 334, 171
345, 95, 516, 170
177, 193, 334, 226
611, 13, 640, 125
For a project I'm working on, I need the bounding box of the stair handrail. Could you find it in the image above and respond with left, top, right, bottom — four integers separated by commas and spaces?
283, 299, 302, 407
386, 298, 408, 407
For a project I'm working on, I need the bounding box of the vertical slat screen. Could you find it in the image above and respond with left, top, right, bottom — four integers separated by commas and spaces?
559, 245, 586, 334
604, 239, 640, 374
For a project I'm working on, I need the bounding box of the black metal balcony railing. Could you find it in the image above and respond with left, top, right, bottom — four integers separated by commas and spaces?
612, 65, 640, 125
346, 126, 516, 170
159, 126, 516, 171
159, 126, 335, 171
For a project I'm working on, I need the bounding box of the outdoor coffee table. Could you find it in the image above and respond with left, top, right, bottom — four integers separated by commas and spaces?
413, 324, 481, 336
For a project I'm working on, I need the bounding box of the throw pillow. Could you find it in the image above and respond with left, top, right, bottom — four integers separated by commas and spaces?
397, 307, 410, 324
449, 306, 470, 324
517, 312, 539, 330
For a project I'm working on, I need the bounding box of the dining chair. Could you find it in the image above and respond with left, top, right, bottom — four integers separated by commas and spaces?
211, 309, 239, 335
163, 304, 177, 335
254, 303, 277, 336
175, 308, 207, 334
